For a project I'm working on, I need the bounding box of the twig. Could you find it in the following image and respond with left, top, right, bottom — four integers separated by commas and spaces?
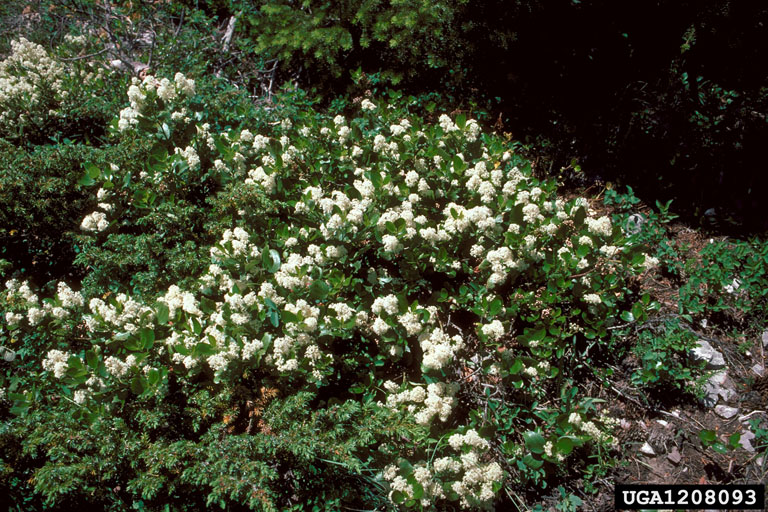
60, 47, 109, 61
174, 8, 185, 39
147, 21, 156, 70
221, 14, 238, 54
738, 410, 766, 423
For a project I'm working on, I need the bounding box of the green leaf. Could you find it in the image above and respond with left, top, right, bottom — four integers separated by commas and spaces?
524, 431, 546, 454
488, 298, 503, 317
85, 162, 100, 179
699, 429, 717, 444
147, 368, 161, 387
140, 328, 155, 350
620, 310, 634, 322
262, 248, 281, 273
268, 310, 279, 327
522, 454, 543, 469
711, 443, 727, 454
155, 301, 170, 324
130, 376, 145, 395
78, 173, 95, 186
452, 155, 466, 174
556, 436, 578, 455
200, 296, 216, 315
86, 350, 99, 370
309, 280, 331, 300
391, 490, 405, 504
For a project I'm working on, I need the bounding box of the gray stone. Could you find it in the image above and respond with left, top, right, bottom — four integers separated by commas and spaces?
0, 346, 14, 362
625, 214, 645, 235
710, 370, 728, 385
715, 405, 739, 419
639, 442, 656, 456
752, 364, 764, 377
700, 370, 735, 407
718, 386, 736, 402
691, 340, 726, 369
762, 331, 768, 348
701, 381, 720, 407
667, 447, 682, 465
740, 430, 756, 452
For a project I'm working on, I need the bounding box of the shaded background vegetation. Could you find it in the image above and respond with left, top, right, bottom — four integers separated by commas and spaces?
234, 0, 768, 233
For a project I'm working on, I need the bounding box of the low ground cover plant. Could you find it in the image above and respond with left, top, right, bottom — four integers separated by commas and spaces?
0, 53, 664, 509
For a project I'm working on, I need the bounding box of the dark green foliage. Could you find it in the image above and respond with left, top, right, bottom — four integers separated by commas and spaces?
0, 141, 137, 287
1, 391, 405, 511
233, 0, 768, 232
679, 238, 768, 330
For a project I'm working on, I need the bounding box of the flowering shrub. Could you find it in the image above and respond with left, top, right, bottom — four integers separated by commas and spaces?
0, 70, 658, 510
0, 37, 109, 142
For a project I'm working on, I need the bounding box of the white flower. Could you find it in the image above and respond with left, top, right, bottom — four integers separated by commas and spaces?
42, 349, 70, 378
585, 216, 612, 237
5, 311, 22, 325
372, 317, 390, 336
583, 293, 601, 305
81, 211, 108, 232
481, 320, 504, 341
381, 234, 402, 253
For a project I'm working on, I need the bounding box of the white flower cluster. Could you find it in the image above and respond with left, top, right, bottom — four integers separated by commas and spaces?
420, 327, 464, 370
0, 38, 65, 128
104, 354, 136, 378
4, 279, 83, 327
383, 381, 459, 426
87, 293, 154, 334
81, 211, 108, 232
175, 145, 200, 170
118, 73, 195, 131
480, 320, 505, 341
447, 434, 504, 509
42, 349, 70, 378
382, 428, 502, 510
585, 216, 612, 237
583, 293, 601, 305
159, 285, 203, 319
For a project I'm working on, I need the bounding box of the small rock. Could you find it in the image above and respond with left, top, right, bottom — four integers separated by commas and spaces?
740, 430, 756, 452
752, 364, 765, 377
762, 331, 768, 348
667, 447, 682, 465
625, 214, 645, 235
691, 340, 726, 369
639, 442, 656, 456
718, 386, 736, 401
710, 370, 728, 385
715, 405, 739, 419
701, 382, 720, 407
0, 346, 14, 362
700, 371, 726, 407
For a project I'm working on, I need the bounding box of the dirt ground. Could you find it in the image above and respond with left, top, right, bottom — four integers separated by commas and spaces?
562, 220, 767, 512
